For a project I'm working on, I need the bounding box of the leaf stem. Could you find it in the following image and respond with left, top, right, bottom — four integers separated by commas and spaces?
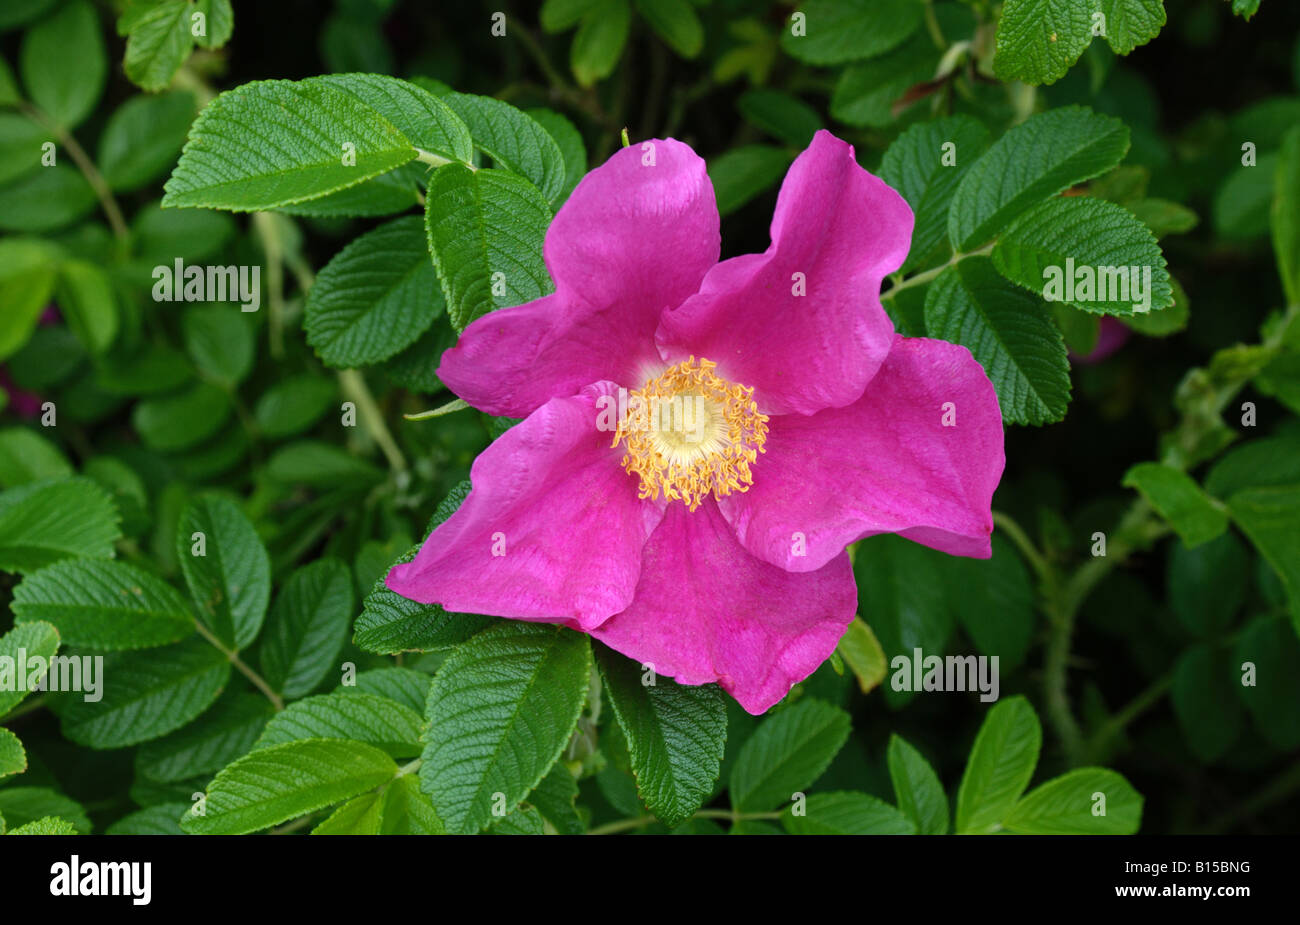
338, 369, 408, 473
22, 103, 128, 241
991, 510, 1048, 581
192, 620, 285, 711
882, 242, 994, 300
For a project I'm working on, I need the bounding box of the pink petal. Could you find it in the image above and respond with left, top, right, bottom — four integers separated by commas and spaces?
719, 335, 1004, 572
656, 130, 912, 416
591, 499, 856, 715
386, 383, 663, 628
437, 139, 721, 417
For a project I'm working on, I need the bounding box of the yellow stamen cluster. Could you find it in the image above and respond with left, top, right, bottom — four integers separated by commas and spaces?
613, 357, 768, 511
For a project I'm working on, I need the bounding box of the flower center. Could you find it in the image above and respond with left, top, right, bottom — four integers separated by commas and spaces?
613, 357, 769, 511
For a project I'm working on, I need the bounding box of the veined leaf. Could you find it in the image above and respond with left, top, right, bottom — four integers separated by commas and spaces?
0, 477, 121, 574
955, 696, 1042, 834
441, 93, 566, 202
888, 735, 950, 835
780, 0, 923, 65
420, 622, 591, 834
596, 644, 728, 828
317, 73, 473, 165
136, 691, 274, 783
1004, 767, 1143, 834
163, 77, 416, 211
12, 558, 193, 651
0, 621, 60, 718
0, 728, 26, 779
176, 495, 271, 650
783, 791, 915, 835
729, 698, 850, 812
260, 558, 353, 699
183, 738, 398, 835
1123, 462, 1229, 548
255, 691, 424, 759
0, 787, 90, 834
20, 0, 105, 129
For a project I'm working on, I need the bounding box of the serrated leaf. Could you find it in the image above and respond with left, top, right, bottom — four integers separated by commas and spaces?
59, 637, 230, 749
163, 77, 416, 211
0, 478, 121, 574
780, 0, 923, 66
1099, 0, 1167, 56
948, 107, 1130, 251
183, 738, 398, 835
1004, 768, 1143, 834
925, 258, 1071, 426
9, 816, 78, 835
1123, 462, 1228, 547
527, 764, 584, 835
12, 558, 193, 650
381, 774, 444, 834
255, 691, 424, 758
420, 623, 591, 834
993, 0, 1095, 86
955, 696, 1042, 834
277, 164, 421, 219
993, 196, 1173, 316
346, 667, 433, 714
192, 0, 234, 48
880, 116, 990, 274
105, 803, 188, 835
305, 216, 439, 368
888, 735, 949, 834
316, 73, 473, 165
424, 164, 554, 332
20, 0, 105, 129
441, 93, 566, 202
0, 621, 60, 717
136, 691, 274, 783
0, 787, 89, 833
729, 699, 850, 812
596, 644, 727, 828
526, 108, 586, 203
783, 791, 916, 835
0, 728, 26, 778
260, 558, 353, 699
176, 495, 271, 650
122, 0, 191, 93
312, 790, 385, 834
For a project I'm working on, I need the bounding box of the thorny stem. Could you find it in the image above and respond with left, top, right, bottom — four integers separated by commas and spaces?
22, 103, 128, 242
192, 619, 285, 711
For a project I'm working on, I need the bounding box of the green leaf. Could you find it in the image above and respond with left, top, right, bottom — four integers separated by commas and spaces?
1004, 768, 1143, 834
312, 790, 384, 834
1127, 198, 1198, 238
952, 534, 1036, 670
0, 728, 26, 778
1205, 433, 1300, 498
1099, 0, 1168, 56
955, 696, 1041, 834
707, 145, 792, 217
192, 0, 234, 48
1168, 532, 1248, 638
596, 644, 728, 828
852, 533, 955, 707
132, 381, 232, 452
729, 699, 851, 812
1214, 155, 1274, 240
783, 791, 916, 835
183, 738, 398, 835
0, 240, 59, 362
316, 73, 473, 165
0, 427, 71, 487
0, 621, 60, 717
993, 196, 1173, 316
1227, 487, 1300, 633
276, 164, 421, 219
20, 0, 106, 129
259, 558, 352, 699
424, 164, 554, 332
56, 260, 118, 354
527, 764, 584, 835
526, 107, 586, 202
1122, 462, 1229, 547
12, 558, 193, 650
1231, 0, 1261, 19
9, 816, 78, 835
420, 623, 591, 834
836, 616, 888, 695
135, 691, 274, 783
163, 77, 416, 211
948, 107, 1130, 251
880, 116, 990, 274
105, 803, 188, 835
354, 552, 491, 654
780, 0, 923, 65
1172, 643, 1244, 763
829, 30, 937, 129
347, 667, 433, 714
993, 0, 1094, 86
0, 112, 50, 186
122, 0, 192, 92
1273, 126, 1300, 307
887, 735, 950, 834
737, 89, 821, 147
380, 774, 444, 834
635, 0, 703, 57
305, 215, 439, 368
541, 0, 600, 32
570, 0, 631, 88
255, 691, 424, 758
1235, 616, 1300, 749
176, 495, 271, 650
253, 375, 336, 439
59, 637, 230, 749
266, 441, 384, 488
441, 93, 567, 203
0, 164, 96, 233
0, 787, 89, 833
182, 304, 254, 386
490, 804, 546, 835
0, 478, 120, 574
132, 201, 237, 262
925, 258, 1071, 426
